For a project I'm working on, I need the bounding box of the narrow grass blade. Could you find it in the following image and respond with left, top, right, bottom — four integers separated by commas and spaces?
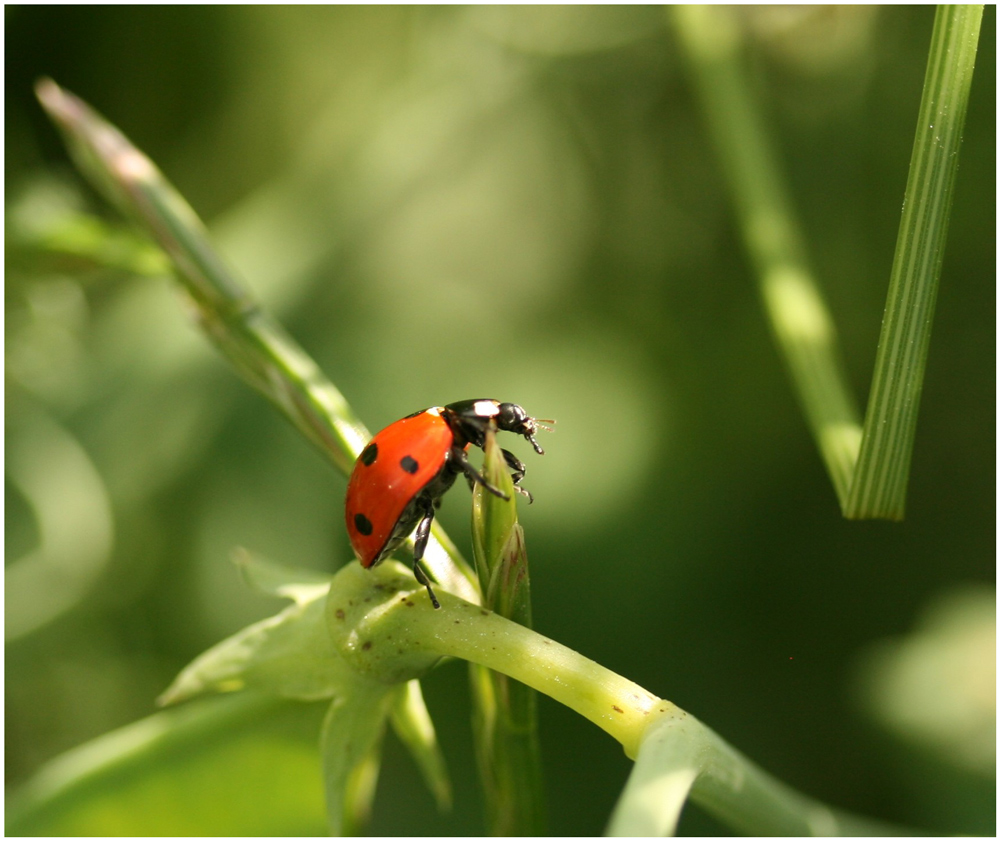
34, 78, 367, 476
845, 5, 984, 519
673, 6, 984, 520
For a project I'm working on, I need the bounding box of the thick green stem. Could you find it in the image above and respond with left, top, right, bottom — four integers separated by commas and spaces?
328, 561, 916, 836
327, 561, 661, 757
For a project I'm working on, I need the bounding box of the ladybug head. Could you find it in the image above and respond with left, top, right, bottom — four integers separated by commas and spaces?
442, 399, 554, 453
496, 402, 553, 455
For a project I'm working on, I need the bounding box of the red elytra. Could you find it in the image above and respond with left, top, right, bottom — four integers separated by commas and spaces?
346, 408, 455, 569
344, 399, 550, 608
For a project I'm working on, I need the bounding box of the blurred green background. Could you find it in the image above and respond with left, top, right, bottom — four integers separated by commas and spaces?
5, 5, 994, 836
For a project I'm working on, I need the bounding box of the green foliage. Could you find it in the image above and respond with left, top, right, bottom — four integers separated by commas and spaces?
6, 6, 993, 836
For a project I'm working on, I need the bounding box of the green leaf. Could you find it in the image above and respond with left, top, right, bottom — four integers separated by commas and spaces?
7, 182, 169, 276
159, 558, 344, 705
233, 547, 333, 600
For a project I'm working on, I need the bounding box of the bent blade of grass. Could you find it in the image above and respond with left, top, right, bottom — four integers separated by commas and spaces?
845, 4, 984, 519
608, 705, 920, 837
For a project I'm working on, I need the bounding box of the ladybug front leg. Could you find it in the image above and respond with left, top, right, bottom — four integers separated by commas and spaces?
501, 448, 533, 503
411, 498, 442, 609
451, 446, 509, 500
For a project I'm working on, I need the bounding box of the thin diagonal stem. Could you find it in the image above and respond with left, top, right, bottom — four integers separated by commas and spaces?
671, 6, 862, 507
34, 78, 479, 600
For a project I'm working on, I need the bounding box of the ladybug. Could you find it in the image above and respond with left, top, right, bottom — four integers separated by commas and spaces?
345, 399, 550, 609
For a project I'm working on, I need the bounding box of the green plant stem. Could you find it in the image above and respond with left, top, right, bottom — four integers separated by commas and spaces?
671, 5, 863, 508
846, 4, 983, 519
328, 560, 915, 836
327, 561, 663, 756
34, 78, 365, 476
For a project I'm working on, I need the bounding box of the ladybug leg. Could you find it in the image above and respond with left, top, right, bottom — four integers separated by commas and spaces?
411, 500, 441, 610
412, 560, 441, 610
501, 448, 533, 503
451, 446, 509, 501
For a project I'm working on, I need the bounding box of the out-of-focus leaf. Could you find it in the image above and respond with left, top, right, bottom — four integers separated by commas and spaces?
7, 694, 328, 837
855, 584, 995, 776
320, 682, 395, 836
5, 405, 114, 641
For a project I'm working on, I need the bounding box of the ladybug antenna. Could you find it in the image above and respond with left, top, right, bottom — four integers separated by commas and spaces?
524, 418, 554, 455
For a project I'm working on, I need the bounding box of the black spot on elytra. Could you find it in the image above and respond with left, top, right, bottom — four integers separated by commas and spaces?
360, 443, 378, 466
400, 455, 419, 474
354, 513, 373, 536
